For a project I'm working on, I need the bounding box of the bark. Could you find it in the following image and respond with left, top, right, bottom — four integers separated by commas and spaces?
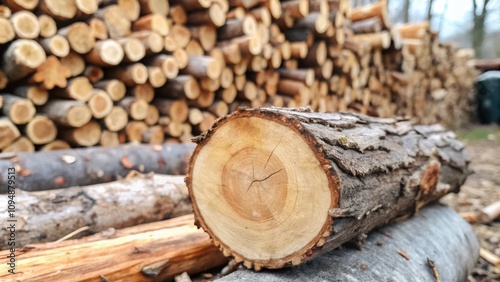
187, 107, 471, 270
219, 205, 479, 281
0, 174, 192, 247
0, 143, 195, 192
0, 214, 227, 281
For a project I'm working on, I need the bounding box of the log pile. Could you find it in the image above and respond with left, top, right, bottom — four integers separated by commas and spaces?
0, 0, 477, 153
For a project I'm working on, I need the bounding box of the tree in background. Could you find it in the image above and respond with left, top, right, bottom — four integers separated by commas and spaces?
427, 0, 434, 21
473, 0, 491, 57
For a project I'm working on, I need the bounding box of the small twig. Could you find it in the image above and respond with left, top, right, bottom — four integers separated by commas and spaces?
52, 226, 90, 243
480, 248, 500, 266
396, 248, 410, 260
427, 258, 441, 282
99, 274, 111, 282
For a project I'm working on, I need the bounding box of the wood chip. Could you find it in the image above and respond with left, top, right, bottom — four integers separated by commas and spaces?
360, 264, 368, 271
376, 241, 384, 246
19, 169, 32, 176
120, 156, 134, 169
60, 155, 76, 164
427, 258, 441, 282
54, 176, 65, 186
396, 248, 410, 260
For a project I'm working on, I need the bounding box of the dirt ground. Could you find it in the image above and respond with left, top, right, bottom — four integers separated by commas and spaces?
441, 126, 500, 281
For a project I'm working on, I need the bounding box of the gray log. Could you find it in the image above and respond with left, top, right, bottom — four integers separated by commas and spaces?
0, 174, 192, 248
220, 204, 479, 282
0, 143, 195, 192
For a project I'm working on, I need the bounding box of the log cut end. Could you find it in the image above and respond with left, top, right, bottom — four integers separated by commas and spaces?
187, 109, 338, 269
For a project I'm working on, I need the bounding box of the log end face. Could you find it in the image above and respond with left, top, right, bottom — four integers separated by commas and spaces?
188, 109, 338, 269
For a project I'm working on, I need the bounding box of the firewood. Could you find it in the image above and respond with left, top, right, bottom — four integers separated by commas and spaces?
221, 205, 478, 281
88, 89, 114, 119
353, 31, 391, 49
208, 100, 229, 117
142, 125, 164, 144
139, 0, 169, 15
88, 18, 108, 40
100, 129, 120, 146
0, 5, 11, 17
218, 16, 257, 41
144, 105, 160, 126
13, 86, 48, 106
60, 52, 85, 77
174, 48, 189, 69
2, 137, 34, 152
38, 100, 92, 127
147, 66, 166, 88
2, 39, 46, 81
84, 65, 104, 83
39, 35, 71, 57
25, 115, 57, 145
155, 99, 189, 123
30, 55, 72, 89
129, 83, 154, 103
95, 5, 131, 39
39, 0, 77, 20
170, 5, 187, 24
0, 117, 21, 149
125, 120, 148, 141
219, 84, 237, 104
182, 56, 223, 80
396, 22, 429, 39
1, 94, 36, 125
58, 22, 95, 54
277, 68, 315, 86
350, 0, 389, 27
146, 55, 179, 79
171, 24, 191, 48
164, 121, 184, 137
94, 79, 126, 101
52, 76, 93, 101
0, 214, 226, 281
190, 90, 215, 108
159, 75, 201, 100
119, 97, 149, 120
37, 14, 56, 38
187, 108, 471, 269
85, 39, 125, 66
117, 37, 146, 62
129, 31, 164, 54
10, 11, 39, 39
4, 0, 37, 11
60, 120, 101, 147
188, 108, 204, 125
0, 17, 14, 44
107, 62, 149, 86
186, 3, 226, 27
75, 0, 98, 16
189, 25, 217, 51
186, 39, 205, 56
132, 14, 169, 36
460, 201, 500, 224
39, 140, 71, 151
103, 106, 129, 131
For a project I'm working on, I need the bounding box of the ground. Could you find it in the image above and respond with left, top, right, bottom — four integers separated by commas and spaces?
442, 126, 500, 281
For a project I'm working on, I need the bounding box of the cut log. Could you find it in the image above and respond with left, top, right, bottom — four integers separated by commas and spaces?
0, 214, 226, 281
350, 0, 390, 27
142, 125, 164, 144
117, 0, 140, 21
52, 76, 93, 101
100, 130, 120, 146
129, 30, 164, 54
10, 10, 40, 39
0, 18, 14, 44
147, 66, 167, 88
2, 136, 34, 152
0, 117, 21, 149
95, 5, 131, 39
130, 83, 155, 103
4, 0, 38, 11
103, 106, 129, 131
13, 86, 48, 106
39, 0, 77, 20
155, 99, 189, 123
2, 39, 46, 81
39, 35, 71, 57
88, 89, 114, 118
146, 55, 179, 79
107, 63, 148, 86
88, 18, 108, 40
60, 120, 102, 147
25, 115, 57, 145
182, 56, 223, 79
58, 22, 95, 54
1, 94, 36, 124
38, 100, 92, 127
0, 174, 191, 247
139, 0, 169, 16
84, 65, 104, 83
460, 201, 500, 224
0, 5, 11, 18
220, 205, 478, 281
145, 105, 160, 126
189, 25, 216, 51
158, 75, 200, 100
94, 79, 126, 101
126, 120, 148, 141
75, 0, 98, 16
38, 14, 56, 38
187, 107, 471, 269
85, 39, 125, 66
132, 14, 169, 36
119, 97, 149, 120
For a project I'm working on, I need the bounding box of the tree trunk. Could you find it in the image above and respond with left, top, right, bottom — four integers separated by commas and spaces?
0, 143, 195, 192
219, 205, 479, 281
187, 107, 471, 270
0, 174, 192, 247
0, 214, 227, 281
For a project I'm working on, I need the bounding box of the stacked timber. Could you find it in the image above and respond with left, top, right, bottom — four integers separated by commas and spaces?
0, 0, 477, 153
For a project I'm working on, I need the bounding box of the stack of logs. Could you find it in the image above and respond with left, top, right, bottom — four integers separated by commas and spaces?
0, 0, 477, 153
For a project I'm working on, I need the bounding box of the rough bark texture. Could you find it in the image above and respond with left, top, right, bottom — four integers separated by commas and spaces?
0, 214, 228, 282
219, 205, 479, 282
0, 143, 195, 192
0, 174, 191, 248
187, 107, 471, 269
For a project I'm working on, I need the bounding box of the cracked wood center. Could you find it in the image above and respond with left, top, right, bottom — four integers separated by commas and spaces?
189, 115, 334, 266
